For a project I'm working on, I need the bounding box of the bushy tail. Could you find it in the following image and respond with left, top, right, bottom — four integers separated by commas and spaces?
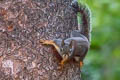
71, 0, 91, 41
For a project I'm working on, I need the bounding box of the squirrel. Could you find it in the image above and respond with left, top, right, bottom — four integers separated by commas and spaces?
40, 0, 91, 69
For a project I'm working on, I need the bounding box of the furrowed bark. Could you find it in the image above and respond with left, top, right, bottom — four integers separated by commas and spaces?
0, 0, 81, 80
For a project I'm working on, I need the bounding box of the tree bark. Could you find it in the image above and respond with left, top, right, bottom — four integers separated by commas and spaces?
0, 0, 81, 80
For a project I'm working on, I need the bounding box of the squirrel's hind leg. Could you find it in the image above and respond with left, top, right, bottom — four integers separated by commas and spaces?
80, 61, 83, 68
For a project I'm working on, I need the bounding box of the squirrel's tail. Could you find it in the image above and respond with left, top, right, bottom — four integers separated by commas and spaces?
71, 0, 91, 41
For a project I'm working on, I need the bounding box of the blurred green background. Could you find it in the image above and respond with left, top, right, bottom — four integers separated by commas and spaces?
78, 0, 120, 80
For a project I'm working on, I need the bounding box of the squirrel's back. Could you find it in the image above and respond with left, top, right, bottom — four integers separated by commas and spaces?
71, 0, 91, 41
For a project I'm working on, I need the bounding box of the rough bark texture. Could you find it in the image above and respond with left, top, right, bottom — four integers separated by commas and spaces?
0, 0, 81, 80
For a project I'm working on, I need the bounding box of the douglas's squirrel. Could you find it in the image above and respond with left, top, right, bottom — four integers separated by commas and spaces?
40, 0, 91, 69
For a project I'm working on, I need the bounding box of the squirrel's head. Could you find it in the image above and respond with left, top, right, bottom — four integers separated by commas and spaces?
60, 40, 75, 59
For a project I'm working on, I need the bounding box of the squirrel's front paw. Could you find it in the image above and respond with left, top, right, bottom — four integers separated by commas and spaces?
40, 39, 54, 45
57, 65, 63, 70
40, 39, 46, 45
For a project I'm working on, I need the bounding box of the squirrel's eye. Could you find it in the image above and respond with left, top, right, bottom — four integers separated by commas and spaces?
60, 48, 63, 51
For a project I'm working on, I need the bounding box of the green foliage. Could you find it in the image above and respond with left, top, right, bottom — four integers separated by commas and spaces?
78, 0, 120, 80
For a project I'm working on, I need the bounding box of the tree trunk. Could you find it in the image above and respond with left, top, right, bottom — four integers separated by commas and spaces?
0, 0, 81, 80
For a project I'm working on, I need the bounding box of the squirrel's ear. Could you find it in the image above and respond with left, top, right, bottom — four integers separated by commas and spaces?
61, 39, 65, 47
69, 40, 76, 49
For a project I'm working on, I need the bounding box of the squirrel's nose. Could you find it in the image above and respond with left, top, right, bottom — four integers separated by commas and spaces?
62, 54, 68, 59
